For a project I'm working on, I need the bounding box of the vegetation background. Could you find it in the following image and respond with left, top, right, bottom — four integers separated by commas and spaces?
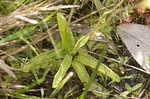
0, 0, 150, 98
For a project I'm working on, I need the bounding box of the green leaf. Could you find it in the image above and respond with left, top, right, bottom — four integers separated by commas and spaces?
0, 26, 36, 43
23, 49, 63, 72
72, 32, 93, 55
57, 13, 75, 53
43, 11, 56, 22
72, 60, 109, 98
120, 83, 143, 97
75, 50, 120, 82
50, 72, 73, 98
72, 60, 90, 83
52, 54, 72, 88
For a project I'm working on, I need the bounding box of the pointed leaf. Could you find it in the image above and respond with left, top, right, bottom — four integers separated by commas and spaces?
72, 60, 109, 98
75, 51, 120, 82
72, 60, 90, 83
50, 72, 73, 98
53, 54, 72, 88
72, 32, 93, 55
57, 13, 75, 53
23, 49, 63, 72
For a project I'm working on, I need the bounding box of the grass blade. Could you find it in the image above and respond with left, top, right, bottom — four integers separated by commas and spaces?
0, 26, 36, 43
